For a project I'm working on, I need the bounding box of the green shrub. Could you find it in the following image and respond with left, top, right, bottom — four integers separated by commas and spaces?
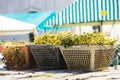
2, 46, 26, 70
79, 32, 115, 45
0, 41, 2, 45
34, 32, 116, 47
1, 41, 30, 46
34, 32, 72, 46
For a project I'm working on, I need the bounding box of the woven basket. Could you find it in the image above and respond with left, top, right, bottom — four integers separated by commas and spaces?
28, 44, 67, 70
59, 45, 114, 71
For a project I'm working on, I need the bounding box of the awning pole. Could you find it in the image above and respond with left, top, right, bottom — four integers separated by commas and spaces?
55, 26, 59, 33
44, 27, 46, 33
100, 21, 103, 32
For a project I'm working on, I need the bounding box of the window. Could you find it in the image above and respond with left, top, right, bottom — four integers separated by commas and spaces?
92, 25, 101, 33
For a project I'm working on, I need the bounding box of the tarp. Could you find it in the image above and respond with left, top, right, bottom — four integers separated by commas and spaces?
0, 16, 35, 31
2, 12, 56, 30
45, 0, 120, 26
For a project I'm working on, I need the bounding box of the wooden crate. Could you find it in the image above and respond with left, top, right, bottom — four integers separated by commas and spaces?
59, 45, 114, 71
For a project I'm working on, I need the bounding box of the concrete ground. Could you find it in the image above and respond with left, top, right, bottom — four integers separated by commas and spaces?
1, 52, 120, 80
0, 66, 120, 80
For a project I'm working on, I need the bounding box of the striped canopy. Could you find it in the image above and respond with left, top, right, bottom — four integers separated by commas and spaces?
45, 0, 120, 26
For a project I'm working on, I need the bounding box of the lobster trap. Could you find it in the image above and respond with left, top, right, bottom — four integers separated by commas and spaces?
59, 45, 114, 71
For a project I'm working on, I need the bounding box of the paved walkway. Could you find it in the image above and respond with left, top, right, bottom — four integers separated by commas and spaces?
0, 66, 120, 80
1, 52, 120, 80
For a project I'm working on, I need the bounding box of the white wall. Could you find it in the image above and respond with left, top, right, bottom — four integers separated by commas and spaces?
70, 26, 93, 35
70, 26, 80, 35
81, 26, 93, 34
102, 23, 120, 43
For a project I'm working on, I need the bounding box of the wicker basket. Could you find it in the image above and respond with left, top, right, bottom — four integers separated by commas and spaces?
28, 44, 67, 70
59, 45, 114, 71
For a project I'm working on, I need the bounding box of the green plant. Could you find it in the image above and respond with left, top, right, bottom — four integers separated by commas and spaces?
2, 46, 26, 70
0, 41, 2, 45
34, 32, 116, 47
60, 34, 79, 47
79, 32, 116, 45
1, 41, 30, 46
60, 32, 116, 47
34, 32, 72, 46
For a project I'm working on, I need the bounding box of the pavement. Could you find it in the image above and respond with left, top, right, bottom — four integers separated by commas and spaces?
0, 66, 120, 80
1, 52, 120, 80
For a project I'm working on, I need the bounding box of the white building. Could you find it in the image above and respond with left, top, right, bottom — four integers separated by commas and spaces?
45, 0, 120, 43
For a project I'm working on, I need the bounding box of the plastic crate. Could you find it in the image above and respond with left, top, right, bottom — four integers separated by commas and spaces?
59, 45, 114, 71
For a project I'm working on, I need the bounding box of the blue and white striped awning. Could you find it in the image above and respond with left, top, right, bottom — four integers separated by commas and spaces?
45, 0, 120, 26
